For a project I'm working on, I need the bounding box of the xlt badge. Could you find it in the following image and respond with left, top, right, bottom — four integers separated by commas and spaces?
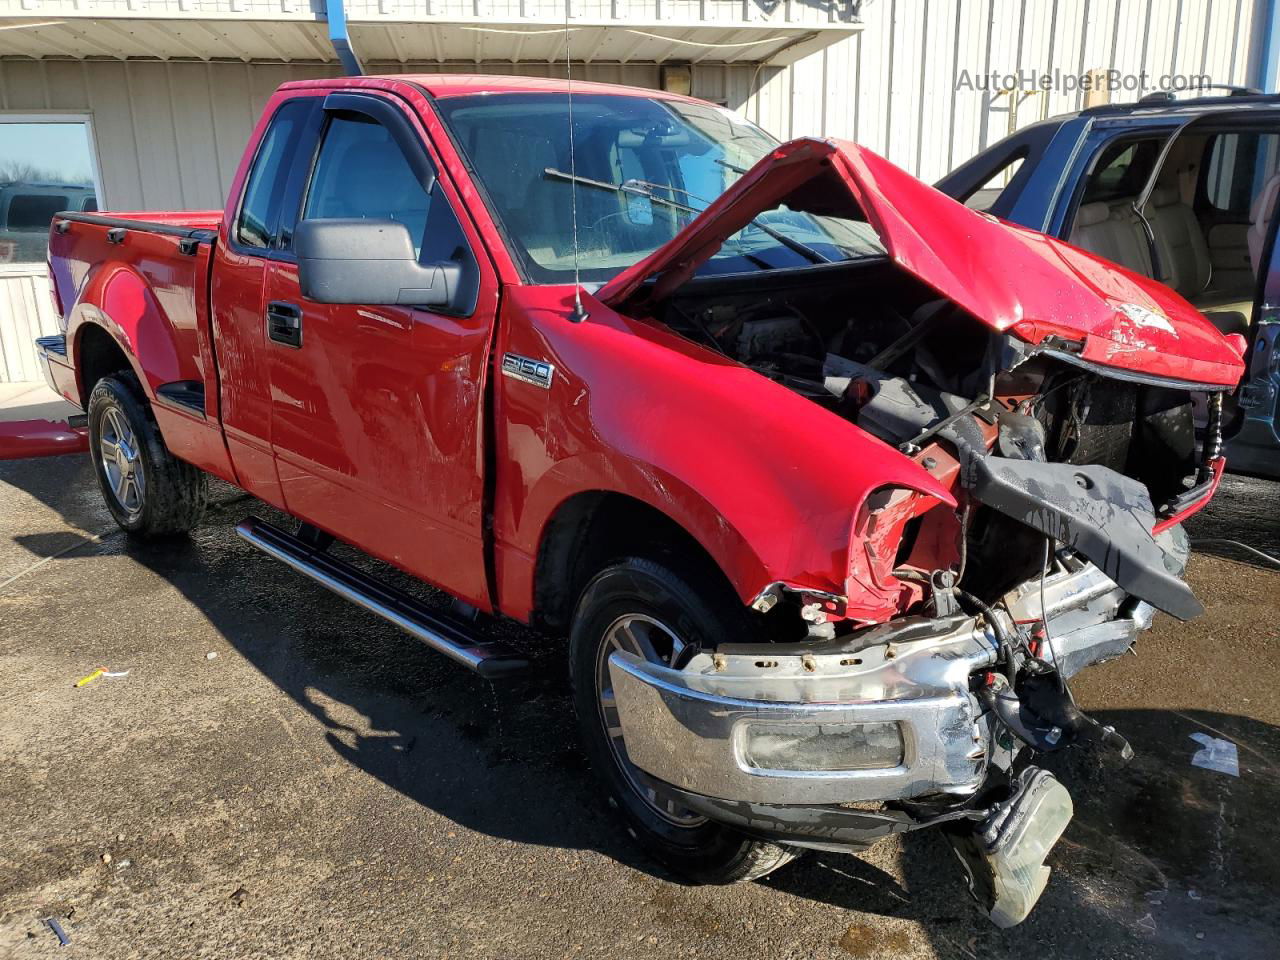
502, 353, 554, 389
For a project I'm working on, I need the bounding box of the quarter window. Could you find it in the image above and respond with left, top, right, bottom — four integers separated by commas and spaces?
962, 154, 1025, 211
1081, 138, 1161, 205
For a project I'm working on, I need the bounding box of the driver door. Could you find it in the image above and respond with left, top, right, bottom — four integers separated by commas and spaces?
262, 93, 497, 608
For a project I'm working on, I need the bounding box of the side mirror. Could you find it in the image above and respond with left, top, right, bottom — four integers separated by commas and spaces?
294, 218, 461, 309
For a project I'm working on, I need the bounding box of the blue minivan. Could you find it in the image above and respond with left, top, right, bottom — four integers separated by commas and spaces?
938, 91, 1280, 478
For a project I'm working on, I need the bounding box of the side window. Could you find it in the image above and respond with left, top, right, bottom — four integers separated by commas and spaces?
1081, 138, 1161, 205
236, 99, 312, 250
962, 154, 1025, 211
303, 111, 474, 270
304, 114, 431, 256
1205, 132, 1280, 217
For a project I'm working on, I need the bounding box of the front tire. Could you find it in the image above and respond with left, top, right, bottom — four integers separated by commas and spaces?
569, 556, 798, 884
87, 373, 207, 538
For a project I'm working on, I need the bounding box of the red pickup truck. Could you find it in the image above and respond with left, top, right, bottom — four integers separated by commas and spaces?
39, 75, 1243, 926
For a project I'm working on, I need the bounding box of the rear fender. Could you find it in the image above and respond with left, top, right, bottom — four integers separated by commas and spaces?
69, 260, 195, 402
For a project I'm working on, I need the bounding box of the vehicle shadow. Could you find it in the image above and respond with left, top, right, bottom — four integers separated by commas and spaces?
3, 453, 1278, 959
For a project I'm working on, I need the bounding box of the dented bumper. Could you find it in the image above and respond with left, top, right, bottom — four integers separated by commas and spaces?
607, 615, 996, 807
608, 558, 1153, 815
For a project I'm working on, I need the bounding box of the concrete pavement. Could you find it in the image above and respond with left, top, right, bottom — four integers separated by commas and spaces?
0, 453, 1277, 960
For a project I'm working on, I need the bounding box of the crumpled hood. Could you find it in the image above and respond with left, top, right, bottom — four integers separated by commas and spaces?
599, 137, 1245, 389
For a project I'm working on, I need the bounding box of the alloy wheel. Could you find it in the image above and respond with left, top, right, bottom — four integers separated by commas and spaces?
98, 406, 146, 519
595, 613, 706, 827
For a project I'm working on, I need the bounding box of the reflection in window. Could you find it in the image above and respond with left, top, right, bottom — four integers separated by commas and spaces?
0, 118, 99, 265
304, 114, 431, 256
437, 93, 886, 284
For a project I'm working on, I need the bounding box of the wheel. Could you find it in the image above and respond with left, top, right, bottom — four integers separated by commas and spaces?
87, 372, 207, 537
569, 556, 799, 884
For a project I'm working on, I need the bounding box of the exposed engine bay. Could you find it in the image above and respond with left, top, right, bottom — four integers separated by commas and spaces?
660, 260, 1217, 624
610, 259, 1228, 926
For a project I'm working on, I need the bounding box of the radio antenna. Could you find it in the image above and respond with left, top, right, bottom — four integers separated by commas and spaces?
564, 1, 588, 322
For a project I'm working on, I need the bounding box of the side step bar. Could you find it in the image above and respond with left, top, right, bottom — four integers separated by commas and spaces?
236, 517, 527, 678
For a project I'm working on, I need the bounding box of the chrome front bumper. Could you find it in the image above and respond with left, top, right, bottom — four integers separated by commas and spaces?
608, 560, 1154, 808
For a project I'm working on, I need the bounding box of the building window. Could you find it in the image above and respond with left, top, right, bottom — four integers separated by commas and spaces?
0, 116, 102, 267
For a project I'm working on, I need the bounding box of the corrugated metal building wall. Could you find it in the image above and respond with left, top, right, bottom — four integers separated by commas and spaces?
749, 0, 1262, 183
0, 1, 1262, 210
0, 0, 1265, 380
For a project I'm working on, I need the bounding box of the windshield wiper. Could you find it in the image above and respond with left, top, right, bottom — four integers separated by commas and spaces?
714, 158, 749, 175
543, 168, 829, 265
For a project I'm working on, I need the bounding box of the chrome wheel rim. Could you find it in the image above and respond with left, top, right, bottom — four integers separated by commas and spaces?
596, 613, 706, 827
98, 406, 145, 519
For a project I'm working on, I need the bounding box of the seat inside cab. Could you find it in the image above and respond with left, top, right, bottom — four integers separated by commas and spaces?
1068, 130, 1280, 338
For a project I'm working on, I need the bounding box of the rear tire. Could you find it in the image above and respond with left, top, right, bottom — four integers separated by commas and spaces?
569, 556, 799, 884
87, 372, 207, 538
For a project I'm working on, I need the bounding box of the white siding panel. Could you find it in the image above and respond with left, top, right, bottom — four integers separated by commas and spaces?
0, 271, 60, 383
731, 0, 1261, 182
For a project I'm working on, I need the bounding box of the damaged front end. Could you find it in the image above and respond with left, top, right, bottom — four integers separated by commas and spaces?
608, 533, 1170, 925
600, 138, 1244, 926
606, 349, 1215, 925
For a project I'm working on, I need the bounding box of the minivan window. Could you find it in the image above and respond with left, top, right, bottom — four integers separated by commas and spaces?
1205, 132, 1280, 215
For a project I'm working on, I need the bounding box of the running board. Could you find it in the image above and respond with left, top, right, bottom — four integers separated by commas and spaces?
235, 517, 527, 678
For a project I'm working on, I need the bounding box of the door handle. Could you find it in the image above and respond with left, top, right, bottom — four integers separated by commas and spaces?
266, 301, 302, 348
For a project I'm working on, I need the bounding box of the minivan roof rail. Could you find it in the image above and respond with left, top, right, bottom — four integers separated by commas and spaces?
1082, 91, 1280, 116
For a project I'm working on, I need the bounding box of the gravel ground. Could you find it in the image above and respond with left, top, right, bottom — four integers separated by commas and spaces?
1, 455, 1277, 960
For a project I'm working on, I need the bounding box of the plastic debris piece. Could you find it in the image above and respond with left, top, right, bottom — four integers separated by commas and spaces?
102, 670, 130, 678
42, 917, 70, 947
74, 668, 106, 688
205, 652, 218, 660
1189, 733, 1240, 777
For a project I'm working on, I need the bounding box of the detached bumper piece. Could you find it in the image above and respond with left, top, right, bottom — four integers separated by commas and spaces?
948, 768, 1074, 928
0, 417, 88, 461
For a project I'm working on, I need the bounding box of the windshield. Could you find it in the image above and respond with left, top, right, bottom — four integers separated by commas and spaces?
435, 92, 885, 283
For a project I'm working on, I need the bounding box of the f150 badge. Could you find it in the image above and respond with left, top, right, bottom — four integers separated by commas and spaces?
502, 353, 554, 389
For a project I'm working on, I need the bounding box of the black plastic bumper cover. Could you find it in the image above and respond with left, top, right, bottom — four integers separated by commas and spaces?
962, 454, 1202, 621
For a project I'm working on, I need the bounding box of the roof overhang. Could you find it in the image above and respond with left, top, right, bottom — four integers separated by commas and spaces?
0, 6, 863, 66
